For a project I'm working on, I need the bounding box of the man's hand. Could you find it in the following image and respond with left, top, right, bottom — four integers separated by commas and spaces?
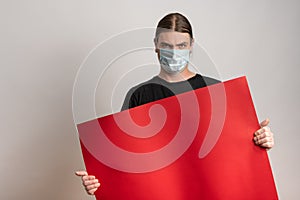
253, 118, 274, 150
75, 171, 100, 195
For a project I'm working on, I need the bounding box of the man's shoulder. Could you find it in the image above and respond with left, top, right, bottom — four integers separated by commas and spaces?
189, 74, 221, 88
121, 77, 163, 111
129, 76, 161, 92
200, 75, 221, 86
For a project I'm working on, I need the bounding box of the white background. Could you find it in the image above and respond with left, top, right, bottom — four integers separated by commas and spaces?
1, 0, 299, 199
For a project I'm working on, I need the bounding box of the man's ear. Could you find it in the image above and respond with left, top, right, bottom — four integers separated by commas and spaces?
189, 38, 195, 53
190, 38, 194, 48
154, 38, 159, 53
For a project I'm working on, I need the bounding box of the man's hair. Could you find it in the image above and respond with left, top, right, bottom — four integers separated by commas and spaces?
155, 13, 193, 41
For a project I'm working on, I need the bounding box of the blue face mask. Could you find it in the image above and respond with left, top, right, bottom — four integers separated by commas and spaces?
159, 49, 190, 74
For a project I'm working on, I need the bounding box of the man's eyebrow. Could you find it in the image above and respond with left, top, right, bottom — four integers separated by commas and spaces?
160, 42, 172, 46
176, 42, 188, 46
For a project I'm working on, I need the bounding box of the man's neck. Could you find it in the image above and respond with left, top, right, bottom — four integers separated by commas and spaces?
158, 68, 196, 83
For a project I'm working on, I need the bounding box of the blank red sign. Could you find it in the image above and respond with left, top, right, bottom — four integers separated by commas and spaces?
77, 76, 278, 200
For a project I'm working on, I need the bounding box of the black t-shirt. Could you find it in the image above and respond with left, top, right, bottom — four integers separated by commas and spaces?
121, 74, 220, 111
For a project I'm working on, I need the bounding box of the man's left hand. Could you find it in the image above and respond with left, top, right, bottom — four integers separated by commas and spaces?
253, 118, 274, 150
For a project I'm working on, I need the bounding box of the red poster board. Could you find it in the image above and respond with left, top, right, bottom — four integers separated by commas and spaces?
77, 76, 278, 200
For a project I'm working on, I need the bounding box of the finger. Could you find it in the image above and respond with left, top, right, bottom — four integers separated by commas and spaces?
87, 188, 98, 195
256, 134, 274, 145
253, 133, 266, 143
86, 182, 101, 191
82, 175, 96, 181
260, 118, 270, 127
254, 137, 266, 145
75, 171, 88, 176
254, 126, 270, 136
255, 129, 271, 140
82, 175, 95, 180
83, 179, 99, 186
256, 129, 273, 142
259, 140, 274, 149
254, 127, 265, 136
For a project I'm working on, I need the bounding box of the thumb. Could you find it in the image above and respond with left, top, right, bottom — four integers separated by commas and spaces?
260, 118, 270, 127
75, 170, 88, 176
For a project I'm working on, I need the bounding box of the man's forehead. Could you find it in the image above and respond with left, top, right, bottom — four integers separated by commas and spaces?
157, 31, 190, 43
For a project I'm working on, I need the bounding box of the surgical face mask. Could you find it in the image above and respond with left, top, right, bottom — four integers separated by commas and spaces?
159, 49, 190, 74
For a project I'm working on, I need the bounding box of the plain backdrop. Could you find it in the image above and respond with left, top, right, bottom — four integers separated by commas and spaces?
1, 0, 299, 199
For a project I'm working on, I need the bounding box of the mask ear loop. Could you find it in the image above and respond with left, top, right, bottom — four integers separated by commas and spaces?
189, 49, 193, 59
188, 47, 193, 66
188, 38, 194, 70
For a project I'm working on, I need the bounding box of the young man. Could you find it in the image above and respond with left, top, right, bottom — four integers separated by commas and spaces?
76, 12, 274, 195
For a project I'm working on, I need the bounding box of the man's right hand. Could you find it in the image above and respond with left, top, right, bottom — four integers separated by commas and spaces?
75, 171, 100, 195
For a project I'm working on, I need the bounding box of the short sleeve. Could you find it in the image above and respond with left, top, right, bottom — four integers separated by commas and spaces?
121, 88, 138, 111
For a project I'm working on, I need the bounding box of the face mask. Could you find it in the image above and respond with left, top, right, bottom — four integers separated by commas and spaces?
159, 49, 190, 74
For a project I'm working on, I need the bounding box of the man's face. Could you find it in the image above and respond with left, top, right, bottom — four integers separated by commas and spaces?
154, 31, 194, 74
155, 31, 193, 52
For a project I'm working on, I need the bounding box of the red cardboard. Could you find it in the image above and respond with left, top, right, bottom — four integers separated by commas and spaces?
77, 76, 278, 200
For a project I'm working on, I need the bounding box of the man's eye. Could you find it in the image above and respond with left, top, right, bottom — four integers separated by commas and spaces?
178, 44, 187, 48
160, 43, 172, 49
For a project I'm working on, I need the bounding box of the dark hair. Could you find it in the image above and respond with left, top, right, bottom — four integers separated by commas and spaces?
155, 13, 193, 41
